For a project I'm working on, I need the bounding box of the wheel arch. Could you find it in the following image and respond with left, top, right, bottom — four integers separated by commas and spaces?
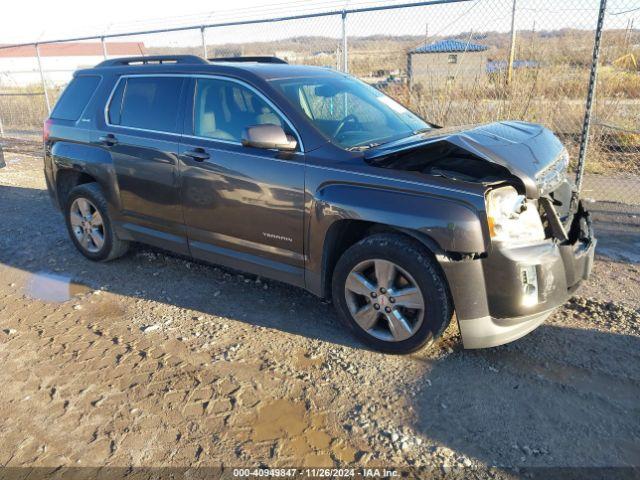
318, 219, 446, 300
307, 180, 486, 297
50, 141, 120, 212
55, 169, 98, 208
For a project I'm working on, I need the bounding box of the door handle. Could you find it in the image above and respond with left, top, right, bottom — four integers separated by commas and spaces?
98, 134, 118, 146
183, 148, 210, 162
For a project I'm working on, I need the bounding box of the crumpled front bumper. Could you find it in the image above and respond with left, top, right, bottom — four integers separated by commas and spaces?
440, 201, 596, 349
457, 309, 555, 349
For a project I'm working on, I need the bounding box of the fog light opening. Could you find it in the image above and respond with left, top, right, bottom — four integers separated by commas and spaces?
520, 265, 539, 307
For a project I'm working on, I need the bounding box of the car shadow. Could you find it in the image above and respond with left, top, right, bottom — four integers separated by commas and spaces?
0, 183, 365, 350
410, 321, 640, 474
589, 201, 640, 264
2, 183, 640, 475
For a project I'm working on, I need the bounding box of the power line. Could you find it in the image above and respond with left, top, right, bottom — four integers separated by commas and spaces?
0, 0, 472, 49
609, 5, 640, 15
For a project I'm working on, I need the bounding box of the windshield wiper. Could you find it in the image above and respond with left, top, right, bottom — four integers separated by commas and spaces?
347, 127, 432, 151
347, 142, 382, 152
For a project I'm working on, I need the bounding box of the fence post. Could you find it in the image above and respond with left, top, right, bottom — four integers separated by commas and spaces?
101, 37, 108, 59
201, 26, 208, 59
35, 43, 51, 114
341, 10, 348, 73
407, 52, 413, 91
506, 0, 517, 84
575, 0, 607, 195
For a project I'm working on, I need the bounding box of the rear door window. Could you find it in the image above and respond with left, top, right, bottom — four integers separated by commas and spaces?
51, 75, 101, 121
111, 76, 184, 133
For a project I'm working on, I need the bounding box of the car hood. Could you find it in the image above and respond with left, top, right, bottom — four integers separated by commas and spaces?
364, 121, 567, 198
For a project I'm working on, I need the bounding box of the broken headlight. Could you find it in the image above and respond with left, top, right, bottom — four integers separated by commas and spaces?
486, 186, 545, 245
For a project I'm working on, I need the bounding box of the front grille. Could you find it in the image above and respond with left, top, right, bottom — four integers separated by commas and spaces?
536, 148, 569, 196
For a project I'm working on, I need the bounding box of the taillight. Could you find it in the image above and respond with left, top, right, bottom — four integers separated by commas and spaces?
43, 118, 52, 142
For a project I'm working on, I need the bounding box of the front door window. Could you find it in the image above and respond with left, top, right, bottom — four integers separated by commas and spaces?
193, 78, 287, 142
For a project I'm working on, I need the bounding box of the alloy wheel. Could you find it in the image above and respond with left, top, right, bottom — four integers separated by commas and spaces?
344, 259, 425, 342
69, 198, 105, 253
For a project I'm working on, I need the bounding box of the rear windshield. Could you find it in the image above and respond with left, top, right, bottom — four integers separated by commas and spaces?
51, 75, 101, 121
108, 76, 184, 133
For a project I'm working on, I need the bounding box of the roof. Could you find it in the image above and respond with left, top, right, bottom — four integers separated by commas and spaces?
0, 42, 146, 58
411, 39, 488, 54
210, 62, 339, 80
87, 60, 342, 81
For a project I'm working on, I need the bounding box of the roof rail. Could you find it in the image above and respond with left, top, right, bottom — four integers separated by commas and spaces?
208, 56, 288, 64
96, 55, 208, 67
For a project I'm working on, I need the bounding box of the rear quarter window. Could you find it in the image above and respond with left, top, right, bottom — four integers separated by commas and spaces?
108, 77, 183, 133
51, 75, 101, 121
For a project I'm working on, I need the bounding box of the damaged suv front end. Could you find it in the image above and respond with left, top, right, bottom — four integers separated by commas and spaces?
458, 169, 595, 348
366, 121, 596, 348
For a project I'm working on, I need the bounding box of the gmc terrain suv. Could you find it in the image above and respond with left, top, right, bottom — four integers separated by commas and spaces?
44, 55, 596, 353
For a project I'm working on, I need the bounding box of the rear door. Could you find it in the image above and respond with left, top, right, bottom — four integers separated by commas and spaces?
179, 76, 306, 286
96, 75, 189, 254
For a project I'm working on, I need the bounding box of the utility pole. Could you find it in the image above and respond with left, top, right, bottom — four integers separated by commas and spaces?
530, 20, 536, 59
425, 22, 429, 46
624, 18, 633, 52
101, 37, 108, 59
506, 0, 517, 85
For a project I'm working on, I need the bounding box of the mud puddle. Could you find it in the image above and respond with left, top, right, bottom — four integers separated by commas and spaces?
25, 272, 91, 302
247, 399, 358, 465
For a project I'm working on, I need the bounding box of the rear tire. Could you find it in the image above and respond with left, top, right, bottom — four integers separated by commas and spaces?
64, 182, 129, 262
332, 233, 452, 354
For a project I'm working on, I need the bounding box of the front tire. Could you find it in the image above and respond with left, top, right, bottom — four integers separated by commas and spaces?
64, 182, 129, 262
332, 233, 452, 354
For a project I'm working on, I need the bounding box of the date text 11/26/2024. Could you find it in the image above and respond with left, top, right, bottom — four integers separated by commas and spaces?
232, 468, 399, 477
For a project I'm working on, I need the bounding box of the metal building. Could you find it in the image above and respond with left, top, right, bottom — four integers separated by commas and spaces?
407, 38, 489, 87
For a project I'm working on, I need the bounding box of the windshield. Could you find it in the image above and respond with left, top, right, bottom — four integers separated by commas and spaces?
272, 75, 430, 149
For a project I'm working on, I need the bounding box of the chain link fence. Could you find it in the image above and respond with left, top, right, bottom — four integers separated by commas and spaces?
0, 0, 638, 215
580, 0, 639, 212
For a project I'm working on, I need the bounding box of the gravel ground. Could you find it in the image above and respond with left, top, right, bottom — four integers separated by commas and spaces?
0, 144, 639, 478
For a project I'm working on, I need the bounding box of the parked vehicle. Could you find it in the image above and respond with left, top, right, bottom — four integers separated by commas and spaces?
43, 55, 596, 353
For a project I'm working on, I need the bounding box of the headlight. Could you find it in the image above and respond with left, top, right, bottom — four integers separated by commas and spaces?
486, 186, 545, 244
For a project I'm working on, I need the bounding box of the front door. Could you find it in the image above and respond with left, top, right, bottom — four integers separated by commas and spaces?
179, 76, 305, 286
97, 75, 188, 254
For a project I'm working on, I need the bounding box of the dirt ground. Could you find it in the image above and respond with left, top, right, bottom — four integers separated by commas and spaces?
1, 142, 639, 478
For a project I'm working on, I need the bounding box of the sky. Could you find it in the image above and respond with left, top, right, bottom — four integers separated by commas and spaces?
0, 0, 632, 48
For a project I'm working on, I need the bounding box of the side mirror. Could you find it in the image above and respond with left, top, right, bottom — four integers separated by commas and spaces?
241, 124, 297, 152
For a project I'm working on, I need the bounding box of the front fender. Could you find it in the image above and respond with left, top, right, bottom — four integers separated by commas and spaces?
315, 183, 485, 250
305, 182, 488, 295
